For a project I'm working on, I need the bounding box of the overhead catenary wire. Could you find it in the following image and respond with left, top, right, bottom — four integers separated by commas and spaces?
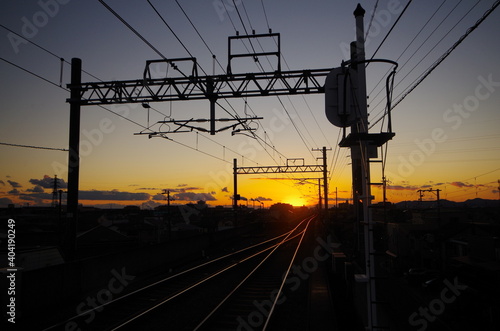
0, 142, 68, 152
1, 46, 248, 168
367, 0, 413, 65
0, 24, 102, 82
369, 0, 499, 129
367, 0, 449, 105
164, 0, 289, 165
391, 0, 496, 109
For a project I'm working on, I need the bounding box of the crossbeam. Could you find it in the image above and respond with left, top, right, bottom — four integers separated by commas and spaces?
70, 69, 331, 105
236, 165, 325, 174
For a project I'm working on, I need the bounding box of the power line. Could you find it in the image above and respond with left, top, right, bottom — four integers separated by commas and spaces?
0, 142, 68, 152
1, 57, 67, 90
368, 0, 449, 104
260, 0, 271, 30
163, 1, 287, 163
365, 0, 380, 40
369, 0, 497, 129
0, 28, 257, 174
368, 0, 413, 64
392, 0, 500, 109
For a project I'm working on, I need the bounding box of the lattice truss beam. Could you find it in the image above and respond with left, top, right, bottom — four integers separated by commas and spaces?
236, 165, 325, 174
73, 68, 331, 105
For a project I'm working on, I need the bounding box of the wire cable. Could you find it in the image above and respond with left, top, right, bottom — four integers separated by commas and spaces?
0, 142, 68, 152
0, 57, 67, 90
368, 0, 413, 64
0, 24, 102, 82
392, 0, 499, 109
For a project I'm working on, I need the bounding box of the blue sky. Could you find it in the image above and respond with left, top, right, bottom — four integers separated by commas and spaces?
1, 0, 499, 207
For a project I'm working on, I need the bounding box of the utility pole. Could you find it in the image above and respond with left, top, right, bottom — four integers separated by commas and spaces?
166, 190, 172, 240
318, 178, 322, 212
233, 158, 238, 227
353, 6, 378, 329
66, 57, 81, 260
52, 175, 59, 208
313, 146, 331, 217
325, 5, 397, 329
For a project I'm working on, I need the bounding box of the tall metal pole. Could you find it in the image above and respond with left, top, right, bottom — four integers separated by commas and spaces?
67, 57, 82, 259
322, 146, 329, 216
167, 190, 171, 240
233, 158, 238, 226
318, 178, 322, 212
353, 5, 378, 330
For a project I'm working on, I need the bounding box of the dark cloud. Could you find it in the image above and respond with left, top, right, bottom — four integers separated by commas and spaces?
26, 185, 45, 193
239, 196, 248, 201
387, 185, 419, 191
20, 192, 52, 200
152, 193, 167, 201
449, 181, 474, 188
29, 175, 67, 189
79, 190, 150, 201
173, 192, 216, 201
0, 180, 5, 186
221, 187, 228, 192
254, 196, 272, 201
0, 197, 13, 206
8, 189, 20, 194
7, 180, 22, 188
136, 187, 160, 191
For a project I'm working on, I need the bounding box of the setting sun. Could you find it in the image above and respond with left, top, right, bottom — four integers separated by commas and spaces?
282, 196, 308, 207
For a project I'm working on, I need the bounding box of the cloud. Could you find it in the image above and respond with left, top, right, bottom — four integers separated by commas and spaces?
8, 189, 20, 194
26, 185, 45, 193
239, 196, 248, 201
152, 193, 167, 201
177, 184, 188, 187
79, 190, 150, 201
173, 192, 216, 201
136, 187, 160, 191
387, 185, 419, 191
29, 175, 67, 189
20, 192, 52, 200
221, 187, 228, 192
0, 197, 13, 206
0, 180, 5, 186
7, 180, 22, 188
254, 196, 272, 201
449, 181, 474, 188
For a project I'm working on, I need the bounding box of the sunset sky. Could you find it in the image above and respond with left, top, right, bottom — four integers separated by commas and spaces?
1, 0, 499, 208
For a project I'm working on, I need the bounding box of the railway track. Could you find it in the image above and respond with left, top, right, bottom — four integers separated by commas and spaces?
42, 215, 321, 330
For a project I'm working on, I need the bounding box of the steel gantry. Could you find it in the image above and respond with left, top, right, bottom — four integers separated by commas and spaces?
65, 32, 333, 259
233, 150, 329, 214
